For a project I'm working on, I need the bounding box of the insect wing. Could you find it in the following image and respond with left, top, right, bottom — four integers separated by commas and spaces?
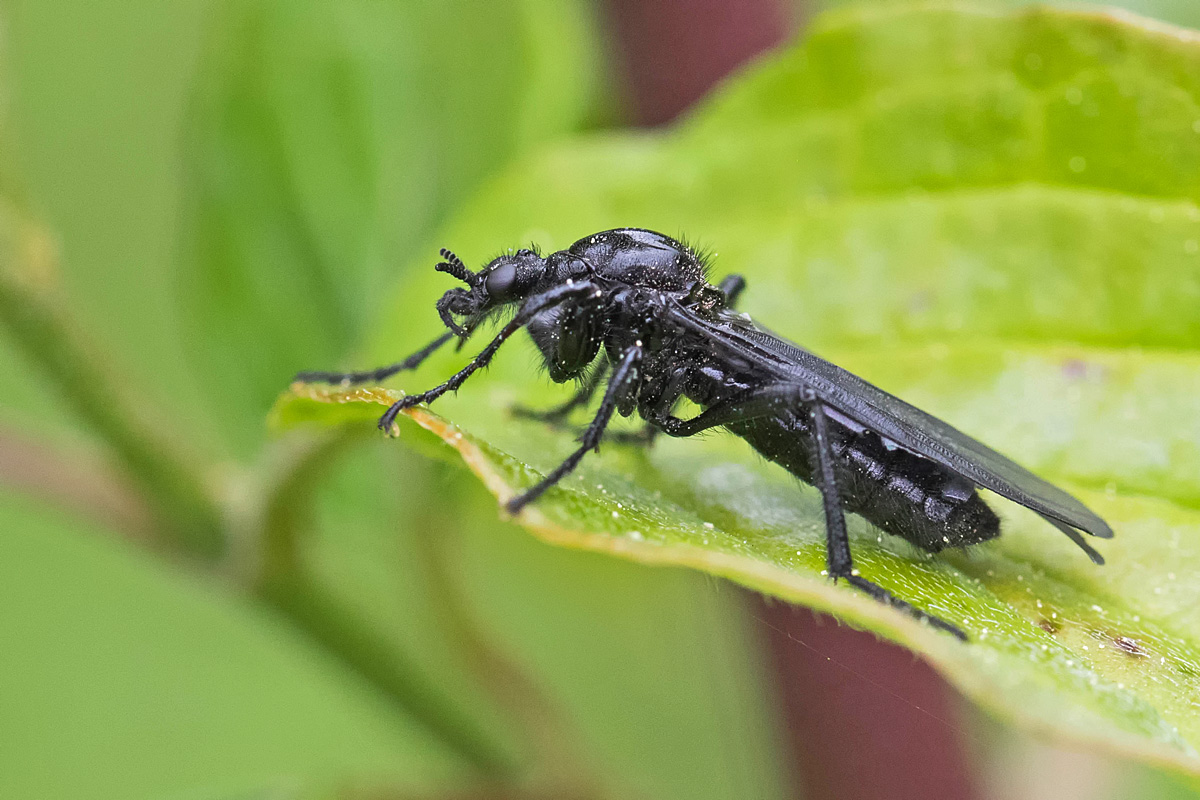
674, 305, 1114, 542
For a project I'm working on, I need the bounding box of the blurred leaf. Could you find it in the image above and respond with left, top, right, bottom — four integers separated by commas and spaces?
0, 490, 461, 800
0, 198, 225, 554
2, 0, 215, 444
182, 0, 605, 455
276, 3, 1200, 776
1116, 0, 1200, 28
817, 0, 1200, 31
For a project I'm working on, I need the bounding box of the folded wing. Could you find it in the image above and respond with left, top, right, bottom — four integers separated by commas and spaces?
671, 305, 1114, 551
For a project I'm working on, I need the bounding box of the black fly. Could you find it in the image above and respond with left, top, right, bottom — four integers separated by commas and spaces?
297, 228, 1114, 640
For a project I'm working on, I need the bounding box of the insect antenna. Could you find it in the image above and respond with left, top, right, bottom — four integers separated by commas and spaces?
435, 248, 479, 286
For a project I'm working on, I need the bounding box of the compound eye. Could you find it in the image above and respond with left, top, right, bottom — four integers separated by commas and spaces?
485, 262, 518, 300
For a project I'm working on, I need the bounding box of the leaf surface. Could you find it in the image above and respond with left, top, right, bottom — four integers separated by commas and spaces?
277, 3, 1200, 774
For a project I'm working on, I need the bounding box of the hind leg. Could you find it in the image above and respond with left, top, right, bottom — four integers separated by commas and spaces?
644, 382, 967, 640
802, 388, 966, 640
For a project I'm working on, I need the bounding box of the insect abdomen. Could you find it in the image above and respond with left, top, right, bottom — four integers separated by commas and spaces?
728, 413, 1000, 553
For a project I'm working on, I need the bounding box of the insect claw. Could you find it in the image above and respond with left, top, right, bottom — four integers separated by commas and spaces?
378, 400, 411, 434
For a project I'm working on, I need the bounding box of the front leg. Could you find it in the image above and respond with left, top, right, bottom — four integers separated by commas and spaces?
295, 331, 454, 386
377, 281, 599, 432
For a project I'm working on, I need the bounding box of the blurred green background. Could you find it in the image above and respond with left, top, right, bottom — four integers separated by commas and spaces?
3, 1, 1200, 799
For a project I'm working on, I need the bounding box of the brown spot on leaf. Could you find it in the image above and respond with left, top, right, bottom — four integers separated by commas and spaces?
1111, 636, 1147, 658
1039, 618, 1061, 635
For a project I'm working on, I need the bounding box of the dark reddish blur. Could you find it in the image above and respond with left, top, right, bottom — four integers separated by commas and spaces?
759, 605, 978, 800
602, 2, 980, 798
603, 0, 792, 125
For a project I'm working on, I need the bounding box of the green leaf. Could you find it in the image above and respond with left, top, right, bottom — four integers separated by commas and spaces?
819, 0, 1200, 33
182, 0, 604, 455
276, 3, 1200, 776
0, 488, 462, 800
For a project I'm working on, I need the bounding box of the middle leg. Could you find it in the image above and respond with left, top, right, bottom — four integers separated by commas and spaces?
717, 274, 747, 308
506, 344, 643, 514
517, 360, 658, 446
512, 361, 610, 426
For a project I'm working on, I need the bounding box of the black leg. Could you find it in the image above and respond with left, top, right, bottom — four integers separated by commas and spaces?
512, 361, 610, 425
377, 281, 599, 432
506, 344, 643, 514
802, 389, 967, 641
718, 274, 747, 308
604, 425, 659, 446
644, 381, 967, 639
515, 361, 656, 446
294, 332, 454, 385
643, 383, 800, 437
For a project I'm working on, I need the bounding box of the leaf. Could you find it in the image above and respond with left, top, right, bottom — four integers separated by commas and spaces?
819, 0, 1200, 33
0, 488, 461, 800
275, 3, 1200, 776
182, 0, 604, 455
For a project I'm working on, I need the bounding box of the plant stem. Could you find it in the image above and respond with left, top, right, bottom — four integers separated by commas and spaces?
409, 466, 599, 793
0, 211, 224, 558
0, 207, 513, 778
255, 562, 517, 778
250, 430, 518, 778
0, 423, 155, 538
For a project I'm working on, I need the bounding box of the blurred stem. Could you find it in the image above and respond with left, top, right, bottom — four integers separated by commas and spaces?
345, 788, 598, 800
250, 430, 518, 779
0, 211, 224, 558
255, 564, 517, 778
0, 423, 156, 539
410, 466, 602, 795
0, 205, 512, 777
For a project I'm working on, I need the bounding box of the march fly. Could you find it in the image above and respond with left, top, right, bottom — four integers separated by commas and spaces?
296, 228, 1114, 640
